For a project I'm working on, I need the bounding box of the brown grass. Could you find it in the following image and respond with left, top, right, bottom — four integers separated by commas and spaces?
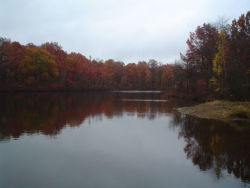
178, 100, 250, 120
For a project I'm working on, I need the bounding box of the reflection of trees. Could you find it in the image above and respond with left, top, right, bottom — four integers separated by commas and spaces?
173, 113, 250, 182
0, 92, 186, 140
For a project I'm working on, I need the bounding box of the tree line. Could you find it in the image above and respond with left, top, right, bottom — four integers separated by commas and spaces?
0, 39, 185, 91
0, 11, 249, 99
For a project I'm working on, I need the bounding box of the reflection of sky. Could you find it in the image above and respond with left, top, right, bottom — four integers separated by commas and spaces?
112, 91, 162, 93
122, 99, 168, 102
0, 0, 249, 63
0, 115, 244, 188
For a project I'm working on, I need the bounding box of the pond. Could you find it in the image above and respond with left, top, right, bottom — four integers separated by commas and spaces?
0, 91, 249, 188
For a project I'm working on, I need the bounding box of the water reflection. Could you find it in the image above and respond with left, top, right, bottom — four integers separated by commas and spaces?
0, 92, 186, 140
0, 92, 249, 186
172, 113, 250, 183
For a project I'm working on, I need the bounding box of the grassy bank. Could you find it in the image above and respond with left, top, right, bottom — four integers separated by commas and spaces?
178, 100, 250, 120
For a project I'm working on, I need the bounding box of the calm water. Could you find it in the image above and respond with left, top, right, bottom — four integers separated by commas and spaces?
0, 92, 249, 188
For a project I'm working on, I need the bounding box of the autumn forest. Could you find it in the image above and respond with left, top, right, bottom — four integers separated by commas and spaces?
0, 11, 249, 100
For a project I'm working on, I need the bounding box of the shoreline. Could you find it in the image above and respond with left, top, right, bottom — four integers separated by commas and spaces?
178, 100, 250, 121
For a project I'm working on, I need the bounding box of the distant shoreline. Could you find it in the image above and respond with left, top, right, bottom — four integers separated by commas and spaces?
0, 89, 163, 93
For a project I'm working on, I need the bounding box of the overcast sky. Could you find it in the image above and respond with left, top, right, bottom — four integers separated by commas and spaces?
0, 0, 249, 64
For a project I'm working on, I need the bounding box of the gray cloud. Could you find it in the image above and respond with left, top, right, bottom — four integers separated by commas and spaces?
0, 0, 249, 63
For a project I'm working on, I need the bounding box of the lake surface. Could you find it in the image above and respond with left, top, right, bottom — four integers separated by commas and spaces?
0, 91, 249, 188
